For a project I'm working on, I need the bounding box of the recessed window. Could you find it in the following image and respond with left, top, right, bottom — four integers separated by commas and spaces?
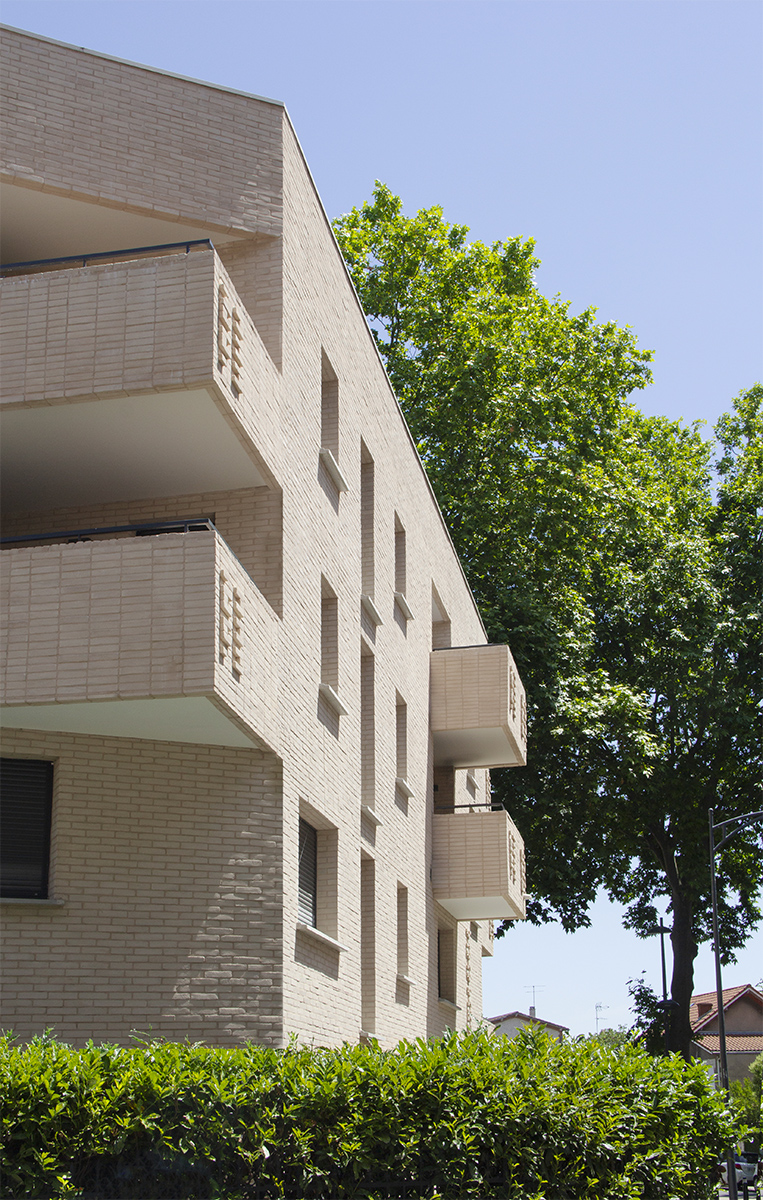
361, 854, 376, 1033
397, 884, 409, 977
321, 351, 339, 458
298, 818, 318, 927
298, 805, 339, 942
361, 647, 375, 806
393, 515, 413, 623
0, 759, 53, 899
396, 695, 408, 781
437, 927, 456, 1004
431, 586, 452, 649
319, 351, 348, 497
361, 443, 375, 597
321, 580, 338, 692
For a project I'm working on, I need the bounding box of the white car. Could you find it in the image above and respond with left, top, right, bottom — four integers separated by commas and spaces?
720, 1153, 760, 1193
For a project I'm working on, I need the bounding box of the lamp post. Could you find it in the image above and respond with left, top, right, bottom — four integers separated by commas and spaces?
654, 920, 678, 1054
708, 807, 763, 1200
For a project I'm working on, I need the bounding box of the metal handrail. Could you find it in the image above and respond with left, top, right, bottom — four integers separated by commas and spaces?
434, 802, 502, 813
0, 517, 216, 547
0, 239, 213, 276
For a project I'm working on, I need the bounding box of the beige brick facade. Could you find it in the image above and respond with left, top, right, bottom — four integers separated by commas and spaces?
0, 25, 526, 1048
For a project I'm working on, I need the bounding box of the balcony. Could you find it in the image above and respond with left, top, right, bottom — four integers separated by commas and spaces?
432, 808, 526, 921
0, 525, 280, 753
430, 644, 527, 769
0, 242, 280, 516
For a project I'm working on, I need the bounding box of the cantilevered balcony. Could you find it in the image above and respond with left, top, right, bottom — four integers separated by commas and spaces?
432, 808, 526, 921
0, 243, 280, 516
0, 525, 280, 753
430, 644, 527, 769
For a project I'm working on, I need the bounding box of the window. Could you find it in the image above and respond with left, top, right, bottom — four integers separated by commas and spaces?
0, 759, 53, 899
395, 695, 408, 781
396, 884, 409, 977
360, 854, 376, 1033
298, 818, 318, 927
321, 351, 339, 458
431, 586, 451, 649
395, 694, 413, 811
319, 577, 347, 728
394, 516, 406, 595
360, 444, 375, 597
298, 804, 339, 941
319, 351, 348, 496
393, 514, 413, 623
321, 580, 338, 691
360, 647, 375, 806
437, 927, 456, 1004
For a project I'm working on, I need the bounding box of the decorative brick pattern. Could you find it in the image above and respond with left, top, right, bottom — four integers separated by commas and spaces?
432, 810, 526, 922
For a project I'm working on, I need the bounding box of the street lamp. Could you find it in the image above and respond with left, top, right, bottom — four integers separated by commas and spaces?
708, 807, 763, 1200
654, 919, 678, 1054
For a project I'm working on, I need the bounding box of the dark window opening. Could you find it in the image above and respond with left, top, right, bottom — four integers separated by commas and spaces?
0, 758, 53, 899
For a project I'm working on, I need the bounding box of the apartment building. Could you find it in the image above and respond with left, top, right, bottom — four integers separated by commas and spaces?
0, 25, 527, 1048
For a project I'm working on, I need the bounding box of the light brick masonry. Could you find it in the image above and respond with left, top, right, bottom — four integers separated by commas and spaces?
0, 24, 527, 1048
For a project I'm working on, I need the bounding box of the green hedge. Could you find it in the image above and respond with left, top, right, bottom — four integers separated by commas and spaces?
0, 1028, 736, 1199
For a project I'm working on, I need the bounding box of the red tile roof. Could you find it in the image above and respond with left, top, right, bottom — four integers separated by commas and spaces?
693, 1033, 763, 1055
690, 984, 763, 1032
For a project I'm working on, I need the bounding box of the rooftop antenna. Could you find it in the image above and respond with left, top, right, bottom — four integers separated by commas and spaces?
595, 1003, 609, 1034
524, 984, 545, 1018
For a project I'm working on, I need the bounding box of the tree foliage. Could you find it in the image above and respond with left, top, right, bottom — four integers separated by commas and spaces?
334, 185, 763, 1056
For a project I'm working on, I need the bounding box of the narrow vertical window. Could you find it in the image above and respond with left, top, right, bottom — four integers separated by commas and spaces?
395, 694, 413, 812
360, 647, 375, 806
394, 515, 406, 595
361, 855, 376, 1034
395, 695, 408, 781
0, 759, 53, 899
319, 578, 346, 731
321, 352, 339, 457
298, 818, 318, 927
431, 586, 452, 649
321, 580, 338, 691
393, 515, 413, 623
437, 927, 456, 1004
396, 884, 409, 978
319, 351, 348, 496
361, 444, 375, 595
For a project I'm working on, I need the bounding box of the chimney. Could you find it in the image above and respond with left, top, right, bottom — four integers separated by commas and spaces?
529, 1005, 536, 1019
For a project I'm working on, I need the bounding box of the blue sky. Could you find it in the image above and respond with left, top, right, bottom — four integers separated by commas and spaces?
3, 0, 761, 1033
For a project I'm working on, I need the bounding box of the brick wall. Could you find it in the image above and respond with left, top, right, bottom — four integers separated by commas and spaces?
0, 727, 283, 1046
1, 29, 512, 1050
0, 27, 284, 237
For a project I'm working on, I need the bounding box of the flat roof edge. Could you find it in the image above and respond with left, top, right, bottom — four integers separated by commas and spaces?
0, 23, 285, 109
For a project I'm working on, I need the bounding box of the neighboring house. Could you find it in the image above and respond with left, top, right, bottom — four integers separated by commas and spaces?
0, 26, 528, 1048
690, 984, 763, 1085
488, 1008, 568, 1041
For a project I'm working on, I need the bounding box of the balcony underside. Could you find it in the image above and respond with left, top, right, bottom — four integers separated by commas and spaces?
0, 388, 266, 515
0, 179, 247, 267
432, 727, 524, 770
0, 695, 262, 749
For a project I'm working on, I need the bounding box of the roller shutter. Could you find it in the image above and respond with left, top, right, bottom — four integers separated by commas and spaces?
0, 759, 53, 899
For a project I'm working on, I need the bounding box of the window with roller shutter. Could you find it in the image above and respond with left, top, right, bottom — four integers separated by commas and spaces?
0, 759, 53, 899
298, 818, 317, 927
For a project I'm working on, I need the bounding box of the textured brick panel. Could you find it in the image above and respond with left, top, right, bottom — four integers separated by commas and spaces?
432, 809, 526, 921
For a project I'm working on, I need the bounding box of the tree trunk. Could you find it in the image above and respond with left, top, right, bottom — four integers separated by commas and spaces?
669, 893, 699, 1058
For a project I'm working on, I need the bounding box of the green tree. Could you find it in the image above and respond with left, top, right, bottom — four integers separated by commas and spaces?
334, 185, 763, 1057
